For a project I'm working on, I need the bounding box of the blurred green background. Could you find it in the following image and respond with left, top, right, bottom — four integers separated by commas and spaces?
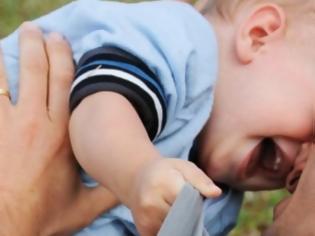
0, 0, 289, 235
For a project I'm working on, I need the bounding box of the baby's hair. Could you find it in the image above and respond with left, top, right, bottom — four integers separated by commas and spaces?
205, 0, 315, 22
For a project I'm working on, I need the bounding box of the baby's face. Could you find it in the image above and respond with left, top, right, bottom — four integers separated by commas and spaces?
198, 43, 315, 191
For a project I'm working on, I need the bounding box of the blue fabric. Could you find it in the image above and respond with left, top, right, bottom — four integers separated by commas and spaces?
0, 0, 243, 235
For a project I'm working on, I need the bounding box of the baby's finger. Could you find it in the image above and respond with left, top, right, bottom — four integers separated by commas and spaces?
18, 22, 48, 111
163, 170, 187, 205
45, 32, 74, 123
172, 160, 222, 198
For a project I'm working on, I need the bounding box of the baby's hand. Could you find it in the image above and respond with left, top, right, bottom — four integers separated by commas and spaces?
128, 158, 222, 236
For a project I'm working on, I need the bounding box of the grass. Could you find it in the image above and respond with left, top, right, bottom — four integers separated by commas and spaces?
0, 0, 289, 235
230, 191, 288, 236
0, 0, 73, 37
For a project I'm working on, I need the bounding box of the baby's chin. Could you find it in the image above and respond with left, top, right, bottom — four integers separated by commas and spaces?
221, 180, 286, 192
205, 166, 286, 191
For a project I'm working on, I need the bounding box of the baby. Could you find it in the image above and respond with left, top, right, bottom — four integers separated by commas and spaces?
1, 0, 314, 235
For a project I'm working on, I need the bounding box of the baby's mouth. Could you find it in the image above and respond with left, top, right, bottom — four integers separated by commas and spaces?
263, 146, 295, 179
262, 152, 282, 172
241, 140, 295, 180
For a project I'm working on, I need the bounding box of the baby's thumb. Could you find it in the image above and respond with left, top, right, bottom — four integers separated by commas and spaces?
172, 160, 222, 198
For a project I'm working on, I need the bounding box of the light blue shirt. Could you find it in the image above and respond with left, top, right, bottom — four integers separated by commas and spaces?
1, 0, 243, 235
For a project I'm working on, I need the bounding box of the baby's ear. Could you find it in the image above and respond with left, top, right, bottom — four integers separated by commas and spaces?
236, 4, 286, 64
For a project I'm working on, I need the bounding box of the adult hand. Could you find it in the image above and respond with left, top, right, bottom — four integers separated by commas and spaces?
177, 0, 210, 12
262, 145, 315, 236
0, 22, 118, 236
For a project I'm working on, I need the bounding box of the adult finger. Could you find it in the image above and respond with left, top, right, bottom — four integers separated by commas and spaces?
171, 160, 222, 198
194, 0, 210, 12
79, 186, 119, 223
18, 22, 49, 111
48, 186, 119, 234
0, 48, 11, 106
45, 32, 74, 123
292, 147, 315, 198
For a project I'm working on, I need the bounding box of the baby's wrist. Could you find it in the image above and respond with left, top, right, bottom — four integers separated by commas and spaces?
122, 155, 163, 206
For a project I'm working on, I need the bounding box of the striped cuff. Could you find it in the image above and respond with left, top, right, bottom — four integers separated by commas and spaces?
70, 47, 167, 140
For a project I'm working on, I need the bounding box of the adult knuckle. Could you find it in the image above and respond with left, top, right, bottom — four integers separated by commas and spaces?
17, 122, 40, 147
24, 115, 40, 129
23, 122, 40, 139
20, 111, 46, 133
26, 58, 48, 74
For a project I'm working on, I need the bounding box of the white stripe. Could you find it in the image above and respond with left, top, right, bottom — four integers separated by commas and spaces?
71, 68, 164, 137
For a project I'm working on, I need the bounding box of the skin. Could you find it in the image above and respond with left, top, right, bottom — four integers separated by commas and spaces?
198, 3, 315, 191
0, 22, 118, 236
263, 146, 315, 235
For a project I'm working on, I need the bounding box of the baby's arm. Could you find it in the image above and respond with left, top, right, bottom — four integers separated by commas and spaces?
69, 47, 221, 236
70, 91, 160, 201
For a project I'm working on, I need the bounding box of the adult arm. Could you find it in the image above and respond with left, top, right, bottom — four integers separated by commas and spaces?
263, 146, 315, 236
0, 23, 118, 236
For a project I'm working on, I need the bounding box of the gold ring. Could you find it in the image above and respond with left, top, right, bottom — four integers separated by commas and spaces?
0, 88, 11, 99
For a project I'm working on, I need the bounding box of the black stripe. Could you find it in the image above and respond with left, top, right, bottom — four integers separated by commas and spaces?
74, 46, 168, 135
74, 63, 167, 128
75, 63, 162, 100
70, 75, 160, 140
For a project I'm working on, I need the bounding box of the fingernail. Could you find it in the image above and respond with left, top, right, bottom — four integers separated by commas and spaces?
20, 22, 39, 32
48, 32, 64, 42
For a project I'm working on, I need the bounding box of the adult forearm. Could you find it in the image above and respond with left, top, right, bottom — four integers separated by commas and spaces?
69, 92, 161, 204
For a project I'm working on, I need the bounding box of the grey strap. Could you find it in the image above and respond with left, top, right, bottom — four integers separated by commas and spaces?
158, 184, 209, 236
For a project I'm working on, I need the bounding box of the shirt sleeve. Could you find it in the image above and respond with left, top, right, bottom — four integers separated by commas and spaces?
70, 46, 167, 141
